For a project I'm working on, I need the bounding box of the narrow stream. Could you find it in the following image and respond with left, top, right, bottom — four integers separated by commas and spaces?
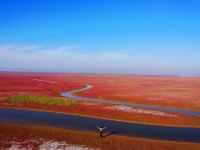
61, 85, 200, 116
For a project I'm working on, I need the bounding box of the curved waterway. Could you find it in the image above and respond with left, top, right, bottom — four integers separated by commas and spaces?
61, 85, 200, 116
0, 108, 200, 143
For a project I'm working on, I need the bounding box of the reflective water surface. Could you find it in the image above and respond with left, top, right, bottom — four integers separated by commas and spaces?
0, 108, 200, 143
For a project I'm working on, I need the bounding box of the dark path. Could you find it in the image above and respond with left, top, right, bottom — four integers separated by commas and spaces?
0, 108, 200, 143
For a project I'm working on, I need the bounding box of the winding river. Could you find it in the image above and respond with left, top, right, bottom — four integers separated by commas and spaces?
61, 85, 200, 116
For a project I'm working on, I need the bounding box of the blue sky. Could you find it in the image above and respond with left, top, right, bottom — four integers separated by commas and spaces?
0, 0, 200, 75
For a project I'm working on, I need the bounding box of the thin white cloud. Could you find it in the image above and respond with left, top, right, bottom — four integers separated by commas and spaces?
0, 44, 199, 75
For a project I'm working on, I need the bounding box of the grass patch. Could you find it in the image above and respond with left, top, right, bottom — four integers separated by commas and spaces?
6, 95, 79, 105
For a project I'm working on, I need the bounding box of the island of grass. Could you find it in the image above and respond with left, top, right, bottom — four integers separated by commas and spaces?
6, 95, 79, 106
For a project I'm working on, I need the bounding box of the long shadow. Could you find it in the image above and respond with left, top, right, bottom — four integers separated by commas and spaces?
103, 131, 118, 137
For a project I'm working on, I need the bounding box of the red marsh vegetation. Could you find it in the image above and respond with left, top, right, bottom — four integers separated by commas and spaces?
69, 74, 200, 112
1, 72, 200, 112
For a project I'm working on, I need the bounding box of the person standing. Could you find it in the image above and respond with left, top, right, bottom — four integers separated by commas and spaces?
97, 125, 107, 137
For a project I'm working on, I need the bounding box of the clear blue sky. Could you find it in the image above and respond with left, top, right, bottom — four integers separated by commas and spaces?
0, 0, 200, 75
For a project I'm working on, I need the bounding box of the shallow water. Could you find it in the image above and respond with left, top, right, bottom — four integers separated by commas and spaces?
61, 85, 200, 116
0, 108, 200, 143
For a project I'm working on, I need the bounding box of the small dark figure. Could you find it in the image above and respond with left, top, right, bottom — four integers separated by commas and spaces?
97, 125, 107, 137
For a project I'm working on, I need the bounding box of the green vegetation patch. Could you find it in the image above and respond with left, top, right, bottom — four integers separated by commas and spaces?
6, 95, 80, 105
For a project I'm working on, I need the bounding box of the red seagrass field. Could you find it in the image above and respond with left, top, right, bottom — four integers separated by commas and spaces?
69, 74, 200, 111
1, 72, 200, 112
